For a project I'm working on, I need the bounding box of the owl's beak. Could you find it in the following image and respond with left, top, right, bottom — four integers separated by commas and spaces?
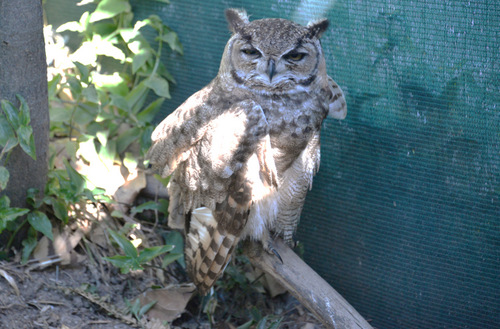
267, 59, 276, 82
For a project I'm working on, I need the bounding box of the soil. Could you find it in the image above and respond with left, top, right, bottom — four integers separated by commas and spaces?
0, 242, 323, 329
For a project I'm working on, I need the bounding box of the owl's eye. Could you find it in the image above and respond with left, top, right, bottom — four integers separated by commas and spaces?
284, 51, 307, 61
241, 48, 261, 57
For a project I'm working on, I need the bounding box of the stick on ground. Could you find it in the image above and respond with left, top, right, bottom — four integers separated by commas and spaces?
244, 238, 373, 329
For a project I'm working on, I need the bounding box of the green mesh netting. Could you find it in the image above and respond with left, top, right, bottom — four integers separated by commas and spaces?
45, 1, 499, 328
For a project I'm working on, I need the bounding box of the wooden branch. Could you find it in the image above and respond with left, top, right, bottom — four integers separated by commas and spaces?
244, 238, 373, 329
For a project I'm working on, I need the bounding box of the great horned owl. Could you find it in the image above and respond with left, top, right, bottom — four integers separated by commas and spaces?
147, 9, 346, 295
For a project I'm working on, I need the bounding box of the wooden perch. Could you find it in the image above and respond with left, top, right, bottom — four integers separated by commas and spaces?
244, 238, 373, 329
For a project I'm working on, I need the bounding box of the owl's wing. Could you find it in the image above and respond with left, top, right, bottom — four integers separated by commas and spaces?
147, 85, 215, 178
276, 132, 321, 244
327, 76, 347, 120
152, 98, 275, 295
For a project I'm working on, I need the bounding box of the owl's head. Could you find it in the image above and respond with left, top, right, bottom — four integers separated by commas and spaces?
220, 9, 330, 94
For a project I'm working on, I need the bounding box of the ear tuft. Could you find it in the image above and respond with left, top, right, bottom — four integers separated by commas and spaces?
225, 8, 249, 34
306, 18, 329, 39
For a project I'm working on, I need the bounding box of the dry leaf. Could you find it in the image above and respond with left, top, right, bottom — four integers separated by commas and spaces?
137, 284, 195, 322
0, 269, 20, 297
114, 170, 147, 206
32, 226, 85, 268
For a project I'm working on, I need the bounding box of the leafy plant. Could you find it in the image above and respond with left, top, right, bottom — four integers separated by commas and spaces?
0, 95, 36, 192
0, 96, 54, 258
104, 228, 179, 274
49, 0, 182, 175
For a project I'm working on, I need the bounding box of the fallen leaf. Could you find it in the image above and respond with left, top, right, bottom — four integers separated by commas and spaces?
137, 284, 195, 322
0, 269, 20, 297
32, 226, 85, 268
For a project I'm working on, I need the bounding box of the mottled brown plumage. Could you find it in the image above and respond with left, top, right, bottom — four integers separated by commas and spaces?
147, 8, 346, 295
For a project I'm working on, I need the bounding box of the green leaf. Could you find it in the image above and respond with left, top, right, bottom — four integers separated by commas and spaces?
0, 196, 29, 233
110, 94, 130, 112
0, 115, 17, 152
47, 74, 62, 99
0, 166, 9, 191
138, 300, 157, 318
27, 211, 53, 241
94, 72, 129, 96
48, 106, 70, 123
163, 230, 184, 268
153, 174, 170, 187
103, 255, 138, 274
131, 201, 159, 215
0, 195, 9, 208
16, 95, 31, 126
140, 126, 153, 153
67, 76, 83, 97
74, 62, 90, 84
136, 98, 164, 123
21, 227, 38, 264
90, 0, 131, 23
142, 15, 163, 31
74, 102, 99, 125
163, 230, 183, 254
159, 66, 176, 83
125, 81, 148, 113
116, 127, 141, 154
0, 207, 30, 223
45, 197, 69, 224
137, 245, 174, 264
145, 76, 170, 98
17, 125, 36, 160
132, 50, 152, 74
162, 253, 182, 268
1, 99, 20, 129
107, 228, 138, 258
159, 31, 183, 55
63, 159, 86, 194
26, 188, 41, 208
94, 39, 126, 62
82, 84, 99, 104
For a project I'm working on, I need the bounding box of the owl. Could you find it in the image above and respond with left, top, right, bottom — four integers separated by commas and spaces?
147, 8, 346, 295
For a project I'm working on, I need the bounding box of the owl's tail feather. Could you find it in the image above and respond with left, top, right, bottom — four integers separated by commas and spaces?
185, 207, 239, 295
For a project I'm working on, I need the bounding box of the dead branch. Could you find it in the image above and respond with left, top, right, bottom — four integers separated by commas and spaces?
244, 238, 373, 329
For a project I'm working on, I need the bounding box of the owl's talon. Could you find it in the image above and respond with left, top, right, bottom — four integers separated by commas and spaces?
265, 240, 283, 264
271, 247, 283, 264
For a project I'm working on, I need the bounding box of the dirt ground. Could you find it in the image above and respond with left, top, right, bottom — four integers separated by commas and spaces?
0, 248, 323, 329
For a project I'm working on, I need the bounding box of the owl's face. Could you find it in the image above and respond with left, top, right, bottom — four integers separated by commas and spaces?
221, 9, 329, 94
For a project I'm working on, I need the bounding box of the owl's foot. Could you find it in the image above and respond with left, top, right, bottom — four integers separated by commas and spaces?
263, 239, 283, 264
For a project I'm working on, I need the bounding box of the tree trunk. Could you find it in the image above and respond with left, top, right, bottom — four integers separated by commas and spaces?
0, 0, 49, 208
